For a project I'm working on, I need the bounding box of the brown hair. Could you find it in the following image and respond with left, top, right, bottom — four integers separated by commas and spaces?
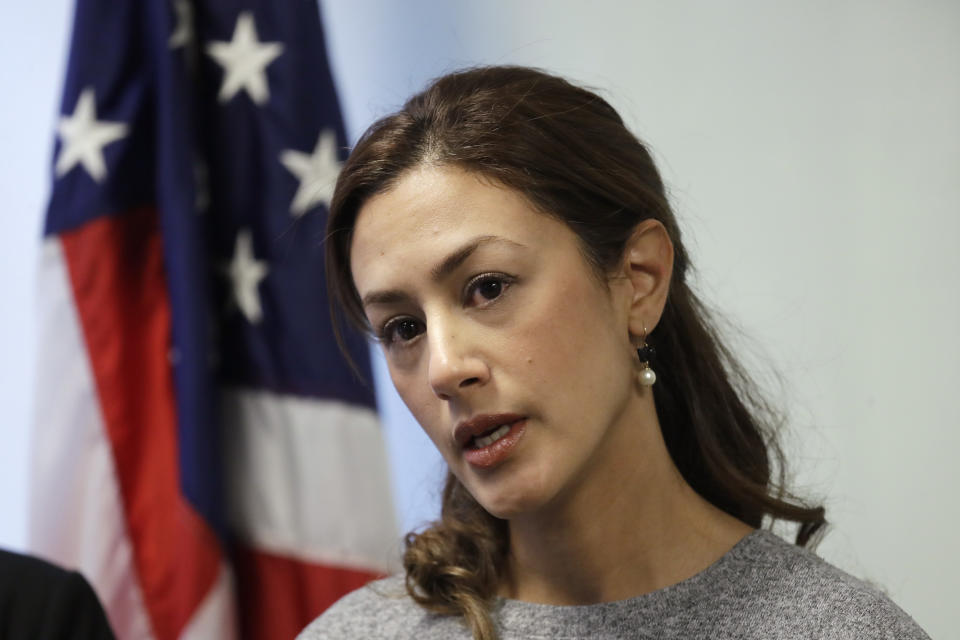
325, 66, 825, 640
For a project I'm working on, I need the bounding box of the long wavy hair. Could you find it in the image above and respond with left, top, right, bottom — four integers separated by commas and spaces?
325, 66, 826, 640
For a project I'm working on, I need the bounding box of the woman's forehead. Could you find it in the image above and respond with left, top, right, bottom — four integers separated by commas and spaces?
349, 166, 570, 282
359, 166, 520, 233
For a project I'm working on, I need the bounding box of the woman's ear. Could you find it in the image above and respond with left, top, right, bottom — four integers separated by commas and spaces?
619, 219, 674, 339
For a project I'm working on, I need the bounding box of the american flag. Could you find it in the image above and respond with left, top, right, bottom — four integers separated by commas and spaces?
29, 1, 397, 638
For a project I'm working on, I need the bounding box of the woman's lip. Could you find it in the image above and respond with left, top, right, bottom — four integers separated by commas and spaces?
453, 413, 526, 448
462, 419, 527, 469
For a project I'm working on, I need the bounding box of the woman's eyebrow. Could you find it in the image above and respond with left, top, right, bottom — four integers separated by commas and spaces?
429, 235, 523, 282
361, 289, 411, 308
361, 235, 525, 310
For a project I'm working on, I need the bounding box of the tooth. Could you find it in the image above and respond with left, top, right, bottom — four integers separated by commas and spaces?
473, 424, 510, 449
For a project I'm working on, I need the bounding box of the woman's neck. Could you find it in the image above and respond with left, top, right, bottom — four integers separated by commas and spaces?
501, 399, 753, 605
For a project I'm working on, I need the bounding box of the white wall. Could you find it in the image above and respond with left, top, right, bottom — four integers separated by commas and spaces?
0, 1, 74, 553
1, 2, 955, 638
322, 2, 958, 637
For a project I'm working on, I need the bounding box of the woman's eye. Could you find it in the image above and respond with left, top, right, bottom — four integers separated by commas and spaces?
477, 279, 502, 300
381, 317, 424, 345
466, 273, 512, 306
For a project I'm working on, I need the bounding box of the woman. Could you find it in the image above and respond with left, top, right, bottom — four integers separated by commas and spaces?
300, 66, 928, 639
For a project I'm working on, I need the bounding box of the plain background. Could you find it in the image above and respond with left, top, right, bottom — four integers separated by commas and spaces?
1, 2, 956, 638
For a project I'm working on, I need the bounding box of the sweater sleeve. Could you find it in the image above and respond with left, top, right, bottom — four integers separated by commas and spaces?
814, 585, 931, 640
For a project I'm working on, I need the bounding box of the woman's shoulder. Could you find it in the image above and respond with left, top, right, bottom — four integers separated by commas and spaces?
296, 575, 469, 640
296, 575, 410, 640
720, 530, 929, 639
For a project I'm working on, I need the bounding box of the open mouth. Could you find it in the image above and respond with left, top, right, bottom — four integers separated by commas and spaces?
460, 417, 527, 468
455, 413, 528, 468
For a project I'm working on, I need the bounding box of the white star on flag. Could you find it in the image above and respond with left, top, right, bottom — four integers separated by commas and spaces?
222, 229, 269, 323
55, 88, 129, 183
206, 12, 283, 105
168, 0, 194, 50
279, 129, 342, 217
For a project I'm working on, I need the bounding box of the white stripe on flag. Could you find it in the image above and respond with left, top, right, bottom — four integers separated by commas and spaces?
181, 561, 237, 639
222, 388, 399, 572
29, 238, 156, 640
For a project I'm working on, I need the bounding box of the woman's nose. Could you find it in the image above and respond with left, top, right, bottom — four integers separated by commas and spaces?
427, 322, 488, 400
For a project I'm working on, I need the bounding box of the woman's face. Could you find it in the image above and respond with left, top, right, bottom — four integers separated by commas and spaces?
350, 165, 642, 519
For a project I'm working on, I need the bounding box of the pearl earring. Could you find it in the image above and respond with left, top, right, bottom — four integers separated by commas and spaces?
637, 326, 656, 387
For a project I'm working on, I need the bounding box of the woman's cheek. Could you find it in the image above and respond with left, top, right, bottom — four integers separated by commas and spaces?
389, 367, 442, 443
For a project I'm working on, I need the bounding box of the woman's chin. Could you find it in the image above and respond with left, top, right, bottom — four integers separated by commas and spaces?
479, 501, 529, 521
458, 459, 559, 521
470, 484, 549, 521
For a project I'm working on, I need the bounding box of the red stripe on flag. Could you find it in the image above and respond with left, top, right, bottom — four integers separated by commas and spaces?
234, 546, 382, 640
60, 208, 222, 640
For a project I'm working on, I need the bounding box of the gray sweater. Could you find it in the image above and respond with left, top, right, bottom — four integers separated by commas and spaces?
298, 530, 929, 639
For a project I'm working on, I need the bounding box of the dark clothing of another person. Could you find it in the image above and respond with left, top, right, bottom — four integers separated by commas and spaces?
0, 549, 115, 640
